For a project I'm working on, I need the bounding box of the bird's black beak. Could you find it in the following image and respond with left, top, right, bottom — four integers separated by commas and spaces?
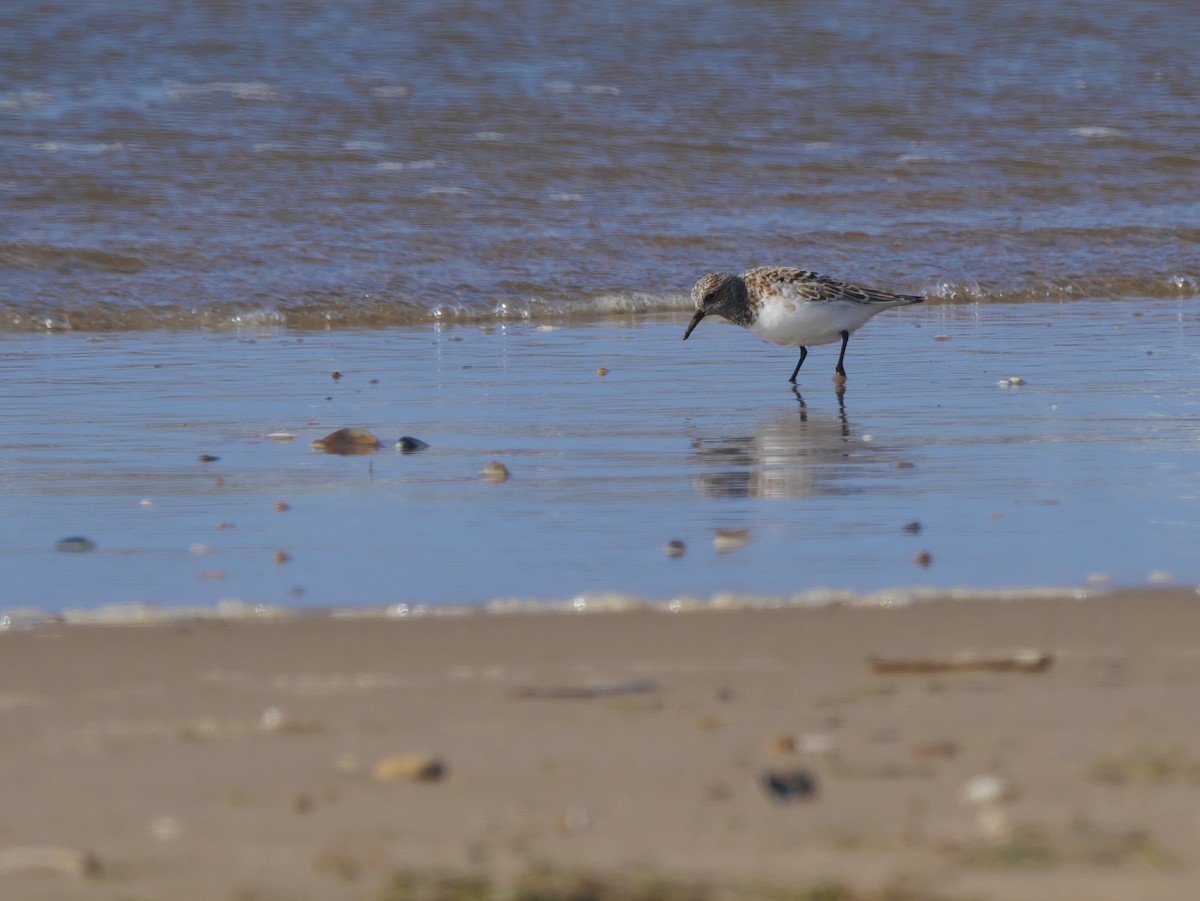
682, 310, 706, 340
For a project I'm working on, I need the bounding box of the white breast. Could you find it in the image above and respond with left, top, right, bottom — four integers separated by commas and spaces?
748, 298, 884, 347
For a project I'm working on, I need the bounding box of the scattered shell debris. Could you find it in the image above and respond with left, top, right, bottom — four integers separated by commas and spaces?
396, 436, 429, 453
869, 648, 1052, 675
713, 528, 749, 552
481, 461, 509, 483
761, 768, 818, 803
310, 427, 381, 455
664, 540, 686, 557
372, 754, 446, 783
996, 376, 1026, 387
55, 536, 96, 553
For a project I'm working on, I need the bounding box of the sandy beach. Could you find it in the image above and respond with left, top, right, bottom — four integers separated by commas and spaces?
5, 590, 1200, 900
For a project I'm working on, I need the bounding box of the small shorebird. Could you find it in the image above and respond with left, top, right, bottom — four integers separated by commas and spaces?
683, 267, 924, 382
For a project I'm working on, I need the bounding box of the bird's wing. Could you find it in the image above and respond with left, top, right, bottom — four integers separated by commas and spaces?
743, 266, 923, 305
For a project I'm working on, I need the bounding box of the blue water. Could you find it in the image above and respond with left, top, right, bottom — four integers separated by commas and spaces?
3, 299, 1199, 613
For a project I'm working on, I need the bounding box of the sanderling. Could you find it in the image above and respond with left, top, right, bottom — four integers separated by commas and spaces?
683, 267, 924, 382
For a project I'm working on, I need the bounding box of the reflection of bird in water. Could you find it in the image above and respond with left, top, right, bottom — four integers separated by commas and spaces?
692, 389, 868, 499
683, 267, 924, 383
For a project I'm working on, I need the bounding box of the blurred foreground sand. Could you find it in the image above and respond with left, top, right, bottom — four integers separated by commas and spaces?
4, 591, 1200, 900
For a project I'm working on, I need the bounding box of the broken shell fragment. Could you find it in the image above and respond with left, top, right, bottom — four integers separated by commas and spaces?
713, 528, 749, 552
372, 755, 446, 783
481, 461, 509, 483
310, 428, 381, 455
396, 436, 429, 453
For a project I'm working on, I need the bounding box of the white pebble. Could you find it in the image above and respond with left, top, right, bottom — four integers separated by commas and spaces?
960, 774, 1018, 806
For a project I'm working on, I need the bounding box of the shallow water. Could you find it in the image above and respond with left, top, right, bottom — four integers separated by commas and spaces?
2, 0, 1198, 330
3, 298, 1199, 614
3, 1, 1199, 613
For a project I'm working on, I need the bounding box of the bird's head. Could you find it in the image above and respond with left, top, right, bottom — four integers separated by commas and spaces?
683, 272, 744, 340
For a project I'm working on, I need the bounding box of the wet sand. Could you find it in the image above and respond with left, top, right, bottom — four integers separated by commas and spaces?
5, 590, 1200, 900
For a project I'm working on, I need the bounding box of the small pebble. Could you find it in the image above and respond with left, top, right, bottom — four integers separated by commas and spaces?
481, 461, 509, 483
56, 536, 96, 553
713, 528, 749, 552
372, 755, 446, 783
912, 740, 959, 760
933, 334, 951, 341
331, 371, 342, 380
960, 774, 1019, 806
912, 551, 932, 567
596, 367, 608, 376
273, 550, 291, 565
213, 477, 224, 487
273, 501, 290, 512
664, 540, 686, 558
310, 427, 380, 455
902, 521, 922, 534
896, 461, 914, 469
763, 734, 796, 755
293, 792, 315, 814
149, 816, 181, 842
761, 768, 818, 803
396, 436, 429, 453
197, 454, 219, 463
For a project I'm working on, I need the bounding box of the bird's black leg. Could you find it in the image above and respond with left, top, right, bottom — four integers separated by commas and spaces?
834, 330, 850, 378
788, 346, 808, 383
